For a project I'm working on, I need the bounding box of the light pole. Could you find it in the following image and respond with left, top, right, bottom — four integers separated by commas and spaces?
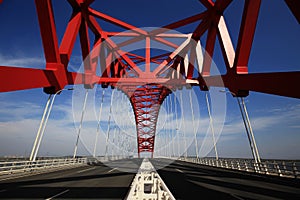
220, 90, 261, 164
29, 88, 73, 162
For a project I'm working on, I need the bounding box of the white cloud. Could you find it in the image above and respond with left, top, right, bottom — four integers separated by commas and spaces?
0, 53, 44, 68
0, 88, 138, 157
0, 99, 76, 156
1, 84, 299, 159
0, 101, 42, 121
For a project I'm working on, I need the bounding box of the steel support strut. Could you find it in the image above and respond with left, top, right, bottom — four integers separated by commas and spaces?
0, 0, 298, 97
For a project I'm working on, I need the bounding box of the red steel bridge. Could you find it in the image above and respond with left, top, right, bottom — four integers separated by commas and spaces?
1, 1, 300, 199
0, 0, 299, 158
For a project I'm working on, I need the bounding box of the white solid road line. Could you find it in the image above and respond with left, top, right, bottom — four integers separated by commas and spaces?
230, 193, 246, 200
107, 168, 118, 173
45, 189, 70, 200
76, 167, 96, 174
176, 168, 184, 173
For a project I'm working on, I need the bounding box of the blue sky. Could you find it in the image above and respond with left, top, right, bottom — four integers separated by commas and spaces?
0, 0, 299, 159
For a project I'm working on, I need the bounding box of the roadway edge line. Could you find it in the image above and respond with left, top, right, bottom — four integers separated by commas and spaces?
45, 189, 70, 200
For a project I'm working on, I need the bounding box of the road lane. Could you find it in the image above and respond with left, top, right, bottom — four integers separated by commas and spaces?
2, 158, 299, 199
151, 158, 300, 200
0, 158, 142, 199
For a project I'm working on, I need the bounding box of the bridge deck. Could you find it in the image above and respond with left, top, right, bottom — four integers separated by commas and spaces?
152, 159, 300, 200
0, 159, 142, 199
0, 158, 299, 199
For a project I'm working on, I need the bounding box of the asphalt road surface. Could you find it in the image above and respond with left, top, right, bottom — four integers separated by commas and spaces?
1, 158, 300, 199
151, 158, 300, 200
0, 158, 142, 199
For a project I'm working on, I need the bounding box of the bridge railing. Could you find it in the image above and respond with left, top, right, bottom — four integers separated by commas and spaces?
179, 157, 300, 179
0, 157, 87, 176
89, 155, 129, 162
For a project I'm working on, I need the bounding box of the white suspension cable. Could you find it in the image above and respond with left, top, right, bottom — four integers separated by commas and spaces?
93, 88, 106, 157
164, 98, 170, 158
120, 93, 127, 156
205, 91, 219, 160
237, 97, 261, 163
165, 97, 174, 157
111, 125, 117, 158
33, 93, 58, 160
73, 89, 89, 158
127, 96, 135, 156
179, 90, 187, 158
174, 93, 180, 157
169, 95, 175, 157
236, 97, 258, 163
112, 92, 123, 158
190, 90, 199, 159
30, 94, 52, 161
120, 130, 126, 157
112, 90, 120, 156
116, 127, 121, 157
105, 89, 115, 157
241, 98, 261, 163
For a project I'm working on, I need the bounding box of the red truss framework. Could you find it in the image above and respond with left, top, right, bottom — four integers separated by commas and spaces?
0, 0, 299, 157
126, 84, 171, 155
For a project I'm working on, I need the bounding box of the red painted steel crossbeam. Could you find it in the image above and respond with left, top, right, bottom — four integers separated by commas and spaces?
0, 0, 299, 97
0, 0, 300, 156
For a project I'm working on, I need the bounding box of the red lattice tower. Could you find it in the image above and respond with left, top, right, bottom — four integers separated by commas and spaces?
0, 0, 299, 157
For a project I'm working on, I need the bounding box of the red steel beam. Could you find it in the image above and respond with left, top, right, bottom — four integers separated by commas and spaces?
199, 0, 232, 13
0, 67, 55, 92
214, 0, 233, 13
186, 45, 196, 79
1, 0, 300, 157
88, 17, 143, 76
203, 72, 300, 99
202, 22, 217, 76
285, 0, 300, 24
88, 8, 147, 35
192, 19, 210, 41
35, 0, 61, 65
88, 9, 182, 50
153, 35, 192, 76
199, 0, 214, 8
79, 20, 91, 64
59, 12, 82, 66
233, 0, 261, 74
35, 0, 70, 92
145, 36, 151, 73
198, 0, 233, 77
217, 16, 235, 70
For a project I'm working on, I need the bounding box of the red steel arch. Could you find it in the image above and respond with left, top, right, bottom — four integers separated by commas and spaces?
0, 0, 299, 157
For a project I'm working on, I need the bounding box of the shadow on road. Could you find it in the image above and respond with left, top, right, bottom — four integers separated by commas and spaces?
151, 158, 300, 200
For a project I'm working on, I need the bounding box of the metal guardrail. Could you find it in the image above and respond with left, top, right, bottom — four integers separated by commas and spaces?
0, 155, 131, 177
0, 157, 87, 176
179, 157, 300, 179
89, 155, 129, 163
